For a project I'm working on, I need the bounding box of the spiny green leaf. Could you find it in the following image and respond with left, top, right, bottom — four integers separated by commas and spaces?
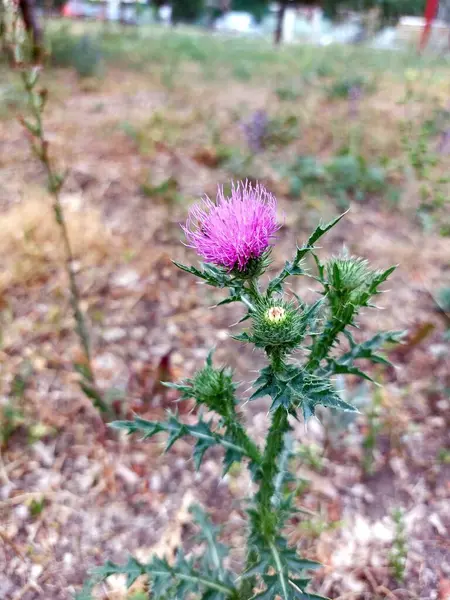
110, 414, 251, 472
302, 211, 349, 250
190, 505, 230, 583
253, 365, 358, 419
267, 211, 348, 296
91, 554, 236, 599
288, 579, 329, 600
161, 381, 193, 396
216, 294, 244, 306
232, 331, 253, 343
337, 330, 405, 369
281, 547, 322, 573
173, 261, 231, 288
327, 362, 375, 382
93, 556, 143, 588
360, 265, 397, 305
247, 538, 324, 600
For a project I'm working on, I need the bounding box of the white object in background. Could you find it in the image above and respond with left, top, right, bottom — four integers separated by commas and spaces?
107, 0, 120, 21
216, 11, 255, 33
311, 7, 323, 33
283, 8, 296, 43
159, 5, 172, 23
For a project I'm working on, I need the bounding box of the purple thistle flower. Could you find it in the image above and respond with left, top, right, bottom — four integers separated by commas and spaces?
182, 181, 280, 271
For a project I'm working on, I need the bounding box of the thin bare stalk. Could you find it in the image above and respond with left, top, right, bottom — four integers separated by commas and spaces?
19, 67, 107, 414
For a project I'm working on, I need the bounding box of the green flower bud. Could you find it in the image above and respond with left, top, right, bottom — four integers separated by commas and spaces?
325, 255, 387, 321
192, 362, 236, 414
326, 256, 371, 294
251, 299, 306, 352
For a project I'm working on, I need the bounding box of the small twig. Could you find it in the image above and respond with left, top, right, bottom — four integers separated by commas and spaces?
0, 490, 51, 508
0, 446, 11, 486
376, 585, 400, 599
0, 529, 25, 559
363, 566, 380, 593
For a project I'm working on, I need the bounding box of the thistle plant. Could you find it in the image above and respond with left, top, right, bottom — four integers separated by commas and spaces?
83, 181, 403, 599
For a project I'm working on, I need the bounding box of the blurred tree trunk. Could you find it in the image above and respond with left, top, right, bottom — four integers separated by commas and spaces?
18, 0, 44, 61
0, 0, 6, 51
274, 0, 286, 45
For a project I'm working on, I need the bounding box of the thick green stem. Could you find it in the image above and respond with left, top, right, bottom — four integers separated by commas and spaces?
240, 407, 290, 598
225, 420, 262, 466
307, 308, 354, 372
256, 407, 289, 539
246, 278, 262, 304
306, 320, 341, 372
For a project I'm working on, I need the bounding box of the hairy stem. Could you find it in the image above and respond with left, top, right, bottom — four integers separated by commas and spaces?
225, 420, 262, 467
307, 317, 348, 372
239, 407, 290, 597
256, 407, 289, 538
246, 278, 262, 304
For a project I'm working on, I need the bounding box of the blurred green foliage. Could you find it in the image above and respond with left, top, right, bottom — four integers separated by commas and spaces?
323, 0, 425, 23
49, 28, 102, 78
285, 152, 389, 207
172, 0, 205, 24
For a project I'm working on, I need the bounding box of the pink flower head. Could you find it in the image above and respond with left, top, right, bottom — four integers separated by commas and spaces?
183, 181, 280, 271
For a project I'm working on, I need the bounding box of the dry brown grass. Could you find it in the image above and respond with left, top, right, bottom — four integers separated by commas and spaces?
0, 190, 122, 295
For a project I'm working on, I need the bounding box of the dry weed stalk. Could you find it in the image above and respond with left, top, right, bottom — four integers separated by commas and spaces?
17, 65, 107, 414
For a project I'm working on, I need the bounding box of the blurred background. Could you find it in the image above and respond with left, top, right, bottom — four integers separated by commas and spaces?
0, 1, 449, 598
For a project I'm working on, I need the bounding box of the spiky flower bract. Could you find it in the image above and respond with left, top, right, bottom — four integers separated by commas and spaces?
182, 181, 280, 272
192, 361, 236, 414
248, 298, 307, 353
325, 255, 385, 315
326, 255, 371, 294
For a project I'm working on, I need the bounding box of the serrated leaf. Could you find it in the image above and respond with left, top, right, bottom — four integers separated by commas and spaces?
93, 556, 144, 588
217, 294, 243, 306
255, 365, 358, 419
282, 548, 322, 573
173, 261, 231, 288
92, 554, 236, 599
300, 297, 325, 333
232, 331, 253, 343
190, 505, 230, 583
303, 211, 349, 250
298, 387, 358, 421
223, 446, 243, 475
110, 414, 251, 472
327, 362, 374, 382
161, 381, 193, 395
247, 538, 323, 600
360, 265, 397, 305
267, 212, 348, 295
337, 330, 405, 369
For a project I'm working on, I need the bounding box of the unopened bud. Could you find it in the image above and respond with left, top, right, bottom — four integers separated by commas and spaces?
265, 306, 286, 324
